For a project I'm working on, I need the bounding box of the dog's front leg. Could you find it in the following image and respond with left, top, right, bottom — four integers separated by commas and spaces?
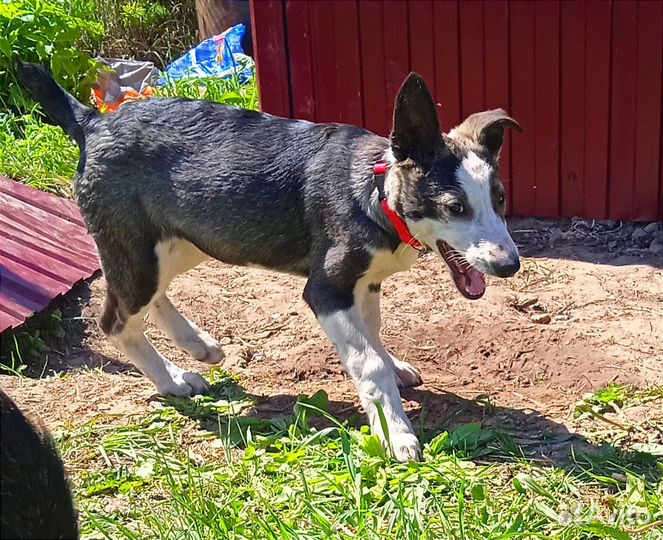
358, 285, 423, 388
304, 280, 420, 462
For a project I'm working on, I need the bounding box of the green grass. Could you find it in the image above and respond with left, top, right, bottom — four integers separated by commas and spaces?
155, 68, 259, 111
55, 378, 663, 540
0, 112, 79, 196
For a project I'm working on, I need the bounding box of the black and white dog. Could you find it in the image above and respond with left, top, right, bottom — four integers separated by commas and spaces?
19, 63, 522, 461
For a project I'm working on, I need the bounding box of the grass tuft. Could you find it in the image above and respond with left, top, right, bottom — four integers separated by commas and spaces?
0, 112, 78, 195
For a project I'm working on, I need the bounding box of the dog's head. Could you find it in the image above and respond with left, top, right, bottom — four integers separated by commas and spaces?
386, 73, 523, 299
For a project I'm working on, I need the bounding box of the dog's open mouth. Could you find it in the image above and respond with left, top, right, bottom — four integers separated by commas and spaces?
437, 241, 486, 300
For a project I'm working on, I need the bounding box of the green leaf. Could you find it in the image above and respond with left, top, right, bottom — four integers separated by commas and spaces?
363, 434, 386, 459
582, 522, 631, 540
470, 482, 486, 501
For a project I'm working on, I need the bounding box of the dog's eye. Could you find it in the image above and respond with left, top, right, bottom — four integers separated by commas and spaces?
447, 202, 464, 215
497, 194, 505, 205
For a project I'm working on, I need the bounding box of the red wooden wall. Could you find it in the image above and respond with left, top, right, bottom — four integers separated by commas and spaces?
251, 0, 663, 221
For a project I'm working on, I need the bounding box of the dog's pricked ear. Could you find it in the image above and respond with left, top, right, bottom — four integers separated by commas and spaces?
390, 73, 443, 165
452, 109, 523, 157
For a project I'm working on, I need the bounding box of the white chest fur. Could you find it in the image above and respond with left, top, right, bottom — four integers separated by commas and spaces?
358, 245, 420, 288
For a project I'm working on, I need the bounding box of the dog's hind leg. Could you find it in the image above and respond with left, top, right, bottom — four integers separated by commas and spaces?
149, 295, 224, 363
100, 288, 210, 396
98, 236, 210, 396
357, 284, 423, 389
146, 239, 224, 364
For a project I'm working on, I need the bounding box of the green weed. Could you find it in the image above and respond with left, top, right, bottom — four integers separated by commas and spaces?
0, 308, 67, 376
0, 112, 78, 195
55, 384, 663, 540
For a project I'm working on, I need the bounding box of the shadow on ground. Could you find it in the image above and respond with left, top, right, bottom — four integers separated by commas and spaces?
0, 278, 130, 378
162, 376, 661, 484
508, 217, 663, 269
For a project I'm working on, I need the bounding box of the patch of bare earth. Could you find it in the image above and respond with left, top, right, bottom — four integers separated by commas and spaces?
2, 221, 661, 460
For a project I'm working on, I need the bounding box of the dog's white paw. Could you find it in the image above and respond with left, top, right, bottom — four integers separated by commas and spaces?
157, 369, 210, 397
183, 331, 225, 364
390, 431, 422, 462
393, 358, 423, 388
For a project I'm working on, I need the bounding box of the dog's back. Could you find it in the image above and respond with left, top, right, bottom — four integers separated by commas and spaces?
0, 389, 78, 539
18, 63, 386, 273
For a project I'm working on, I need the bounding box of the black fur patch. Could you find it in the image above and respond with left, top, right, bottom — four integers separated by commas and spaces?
1, 390, 78, 539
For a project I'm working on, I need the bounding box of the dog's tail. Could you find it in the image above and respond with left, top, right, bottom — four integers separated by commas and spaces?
16, 61, 95, 148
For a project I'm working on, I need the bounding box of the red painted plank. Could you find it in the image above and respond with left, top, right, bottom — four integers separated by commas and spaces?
0, 309, 24, 332
358, 0, 389, 136
0, 289, 40, 320
533, 1, 560, 217
433, 1, 461, 130
509, 1, 536, 216
633, 1, 663, 221
285, 1, 315, 121
308, 1, 338, 123
459, 0, 485, 118
250, 0, 291, 118
560, 1, 586, 217
332, 0, 363, 126
408, 1, 435, 92
608, 2, 638, 220
382, 1, 410, 115
583, 1, 611, 220
252, 0, 663, 222
482, 0, 513, 211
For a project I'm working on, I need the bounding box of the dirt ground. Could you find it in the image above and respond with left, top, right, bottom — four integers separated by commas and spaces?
2, 218, 662, 459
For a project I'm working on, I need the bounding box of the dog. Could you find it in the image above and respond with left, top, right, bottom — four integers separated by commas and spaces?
18, 63, 522, 461
1, 389, 78, 539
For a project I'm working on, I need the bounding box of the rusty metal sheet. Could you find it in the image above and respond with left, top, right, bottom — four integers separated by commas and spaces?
0, 176, 100, 333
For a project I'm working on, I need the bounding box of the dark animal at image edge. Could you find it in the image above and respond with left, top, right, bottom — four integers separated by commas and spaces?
0, 389, 78, 539
17, 62, 523, 461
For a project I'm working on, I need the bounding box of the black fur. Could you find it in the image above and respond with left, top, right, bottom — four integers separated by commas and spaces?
1, 389, 78, 540
16, 61, 93, 148
390, 73, 444, 165
17, 63, 406, 320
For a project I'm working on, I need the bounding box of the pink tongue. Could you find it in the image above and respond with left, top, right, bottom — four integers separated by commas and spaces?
459, 267, 486, 297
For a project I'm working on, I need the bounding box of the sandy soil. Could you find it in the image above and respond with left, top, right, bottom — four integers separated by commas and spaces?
2, 219, 662, 460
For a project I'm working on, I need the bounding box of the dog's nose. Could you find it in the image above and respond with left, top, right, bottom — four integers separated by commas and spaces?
491, 255, 520, 278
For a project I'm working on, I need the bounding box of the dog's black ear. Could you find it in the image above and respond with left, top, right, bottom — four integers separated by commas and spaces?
452, 109, 523, 157
390, 73, 443, 165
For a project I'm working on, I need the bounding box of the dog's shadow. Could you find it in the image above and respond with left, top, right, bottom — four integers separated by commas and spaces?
162, 377, 661, 483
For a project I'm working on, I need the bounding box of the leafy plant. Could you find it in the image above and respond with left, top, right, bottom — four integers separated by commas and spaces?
0, 0, 104, 112
0, 111, 78, 195
575, 383, 631, 419
55, 384, 663, 540
120, 0, 169, 29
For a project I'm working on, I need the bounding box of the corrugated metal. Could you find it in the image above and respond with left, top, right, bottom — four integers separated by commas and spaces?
251, 0, 663, 222
0, 176, 100, 333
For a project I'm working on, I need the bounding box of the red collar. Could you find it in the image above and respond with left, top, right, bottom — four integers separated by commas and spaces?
373, 161, 425, 251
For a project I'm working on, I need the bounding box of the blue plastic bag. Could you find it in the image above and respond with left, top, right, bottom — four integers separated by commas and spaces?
160, 23, 253, 83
